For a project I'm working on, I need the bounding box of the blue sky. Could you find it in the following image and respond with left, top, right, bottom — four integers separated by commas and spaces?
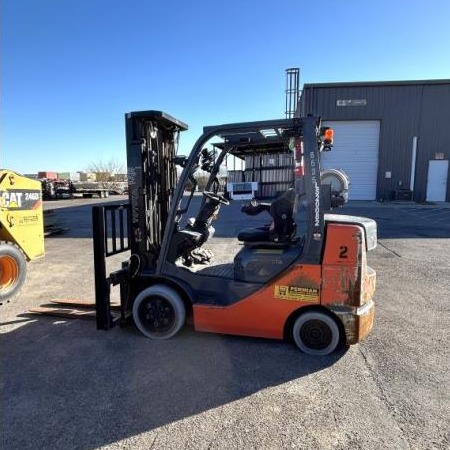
2, 0, 450, 175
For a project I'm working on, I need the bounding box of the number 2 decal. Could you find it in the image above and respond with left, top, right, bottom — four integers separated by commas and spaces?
339, 246, 348, 259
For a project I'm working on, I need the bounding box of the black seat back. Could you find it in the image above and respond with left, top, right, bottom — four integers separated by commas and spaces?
238, 189, 297, 244
269, 189, 296, 242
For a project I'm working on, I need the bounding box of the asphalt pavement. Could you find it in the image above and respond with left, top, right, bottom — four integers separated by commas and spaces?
1, 197, 449, 449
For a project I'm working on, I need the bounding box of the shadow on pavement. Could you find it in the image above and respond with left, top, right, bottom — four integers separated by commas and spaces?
0, 315, 345, 450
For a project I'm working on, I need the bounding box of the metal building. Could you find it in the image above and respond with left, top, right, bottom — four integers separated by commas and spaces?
300, 79, 450, 202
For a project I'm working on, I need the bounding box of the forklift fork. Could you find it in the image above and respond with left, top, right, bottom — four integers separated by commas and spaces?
92, 204, 130, 330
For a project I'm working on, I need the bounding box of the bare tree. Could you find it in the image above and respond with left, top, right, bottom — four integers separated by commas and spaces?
87, 158, 127, 194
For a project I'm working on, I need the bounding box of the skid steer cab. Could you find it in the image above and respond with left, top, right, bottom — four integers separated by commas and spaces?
93, 111, 377, 356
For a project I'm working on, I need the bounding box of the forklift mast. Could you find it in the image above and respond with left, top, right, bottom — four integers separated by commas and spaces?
125, 111, 188, 270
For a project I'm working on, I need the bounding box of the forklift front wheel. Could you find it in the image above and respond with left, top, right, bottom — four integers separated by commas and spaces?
132, 285, 186, 340
292, 311, 340, 356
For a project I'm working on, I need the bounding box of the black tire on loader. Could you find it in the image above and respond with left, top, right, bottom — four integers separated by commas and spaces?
0, 242, 27, 304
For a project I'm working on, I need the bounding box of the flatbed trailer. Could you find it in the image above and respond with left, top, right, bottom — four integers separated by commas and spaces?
55, 185, 110, 199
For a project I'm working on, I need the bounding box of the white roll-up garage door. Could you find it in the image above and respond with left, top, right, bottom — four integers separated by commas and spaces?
322, 121, 380, 200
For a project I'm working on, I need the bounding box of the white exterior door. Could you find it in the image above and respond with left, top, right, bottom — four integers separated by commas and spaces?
426, 160, 448, 201
322, 121, 380, 200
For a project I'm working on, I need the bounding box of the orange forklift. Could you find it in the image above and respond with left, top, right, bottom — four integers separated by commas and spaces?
93, 111, 377, 355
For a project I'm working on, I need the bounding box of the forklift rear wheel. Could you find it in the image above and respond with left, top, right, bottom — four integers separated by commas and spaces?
0, 242, 27, 304
133, 285, 186, 340
292, 311, 340, 356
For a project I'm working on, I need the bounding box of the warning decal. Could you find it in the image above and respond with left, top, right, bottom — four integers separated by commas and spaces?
274, 285, 319, 302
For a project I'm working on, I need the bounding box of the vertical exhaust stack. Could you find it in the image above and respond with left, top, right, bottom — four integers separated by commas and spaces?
285, 68, 301, 118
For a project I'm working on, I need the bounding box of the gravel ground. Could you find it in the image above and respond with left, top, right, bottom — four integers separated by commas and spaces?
1, 197, 449, 450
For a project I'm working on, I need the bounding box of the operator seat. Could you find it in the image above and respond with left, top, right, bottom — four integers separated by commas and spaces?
238, 189, 297, 244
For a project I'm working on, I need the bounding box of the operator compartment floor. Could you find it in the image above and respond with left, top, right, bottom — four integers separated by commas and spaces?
179, 237, 241, 278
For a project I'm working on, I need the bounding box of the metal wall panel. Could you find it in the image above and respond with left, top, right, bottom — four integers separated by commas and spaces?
417, 84, 450, 202
301, 81, 450, 201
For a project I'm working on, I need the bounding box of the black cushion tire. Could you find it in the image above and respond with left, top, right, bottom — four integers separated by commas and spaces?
292, 311, 341, 356
132, 285, 186, 339
0, 242, 27, 304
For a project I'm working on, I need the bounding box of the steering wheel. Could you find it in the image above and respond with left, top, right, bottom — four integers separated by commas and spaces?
203, 191, 230, 205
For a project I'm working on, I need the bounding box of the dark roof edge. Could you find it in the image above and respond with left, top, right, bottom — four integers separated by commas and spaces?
303, 79, 450, 89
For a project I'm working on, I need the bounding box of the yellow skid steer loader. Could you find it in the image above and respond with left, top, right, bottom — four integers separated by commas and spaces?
0, 170, 44, 303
